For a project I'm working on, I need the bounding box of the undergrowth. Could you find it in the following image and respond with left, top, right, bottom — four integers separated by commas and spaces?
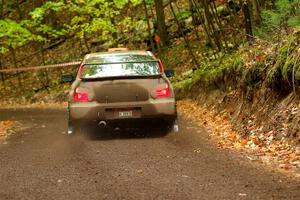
173, 51, 243, 91
173, 29, 300, 95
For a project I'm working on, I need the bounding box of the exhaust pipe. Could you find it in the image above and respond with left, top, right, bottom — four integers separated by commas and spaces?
98, 121, 107, 128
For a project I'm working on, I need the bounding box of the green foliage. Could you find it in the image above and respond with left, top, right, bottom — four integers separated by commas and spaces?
287, 17, 300, 27
262, 0, 300, 31
0, 0, 144, 54
0, 19, 36, 50
65, 0, 121, 43
26, 1, 66, 40
63, 0, 143, 46
175, 9, 191, 21
114, 0, 142, 8
30, 1, 65, 21
130, 0, 143, 6
173, 77, 193, 89
279, 35, 300, 82
0, 47, 7, 54
0, 1, 68, 54
144, 0, 154, 6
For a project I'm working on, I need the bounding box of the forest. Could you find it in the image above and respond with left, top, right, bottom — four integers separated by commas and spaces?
0, 0, 299, 174
1, 0, 300, 92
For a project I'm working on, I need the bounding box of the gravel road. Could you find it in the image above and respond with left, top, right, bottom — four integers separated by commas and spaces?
0, 108, 299, 200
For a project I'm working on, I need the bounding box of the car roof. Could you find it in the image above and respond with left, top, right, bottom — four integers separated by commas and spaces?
83, 51, 156, 64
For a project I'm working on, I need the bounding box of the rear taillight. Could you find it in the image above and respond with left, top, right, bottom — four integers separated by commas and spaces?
156, 87, 171, 98
74, 88, 89, 102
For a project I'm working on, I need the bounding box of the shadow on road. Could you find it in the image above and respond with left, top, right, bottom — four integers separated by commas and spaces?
77, 127, 170, 141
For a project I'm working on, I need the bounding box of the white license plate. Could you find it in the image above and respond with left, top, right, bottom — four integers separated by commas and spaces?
119, 111, 133, 117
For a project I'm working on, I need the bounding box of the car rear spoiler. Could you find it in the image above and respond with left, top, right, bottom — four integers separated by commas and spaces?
108, 48, 129, 52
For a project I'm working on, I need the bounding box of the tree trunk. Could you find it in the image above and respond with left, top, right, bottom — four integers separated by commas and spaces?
154, 0, 169, 47
0, 55, 5, 84
40, 42, 49, 88
10, 47, 21, 87
0, 0, 4, 19
250, 0, 262, 26
201, 0, 221, 50
49, 9, 58, 29
143, 0, 155, 51
170, 2, 199, 69
83, 33, 90, 53
191, 0, 212, 45
107, 0, 118, 46
33, 0, 44, 8
188, 0, 200, 40
241, 0, 253, 42
210, 0, 228, 49
15, 0, 23, 20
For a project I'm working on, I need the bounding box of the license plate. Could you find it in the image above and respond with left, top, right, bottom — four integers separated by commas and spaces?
119, 111, 133, 117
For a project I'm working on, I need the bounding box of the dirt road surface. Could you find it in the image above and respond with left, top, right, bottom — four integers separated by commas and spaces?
0, 108, 299, 200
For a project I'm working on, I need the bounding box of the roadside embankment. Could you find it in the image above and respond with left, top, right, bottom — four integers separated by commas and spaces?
173, 36, 300, 177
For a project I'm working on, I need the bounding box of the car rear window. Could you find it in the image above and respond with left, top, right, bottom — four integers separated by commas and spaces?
81, 61, 161, 79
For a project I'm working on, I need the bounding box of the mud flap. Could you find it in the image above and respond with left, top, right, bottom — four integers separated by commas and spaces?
67, 102, 74, 135
67, 125, 74, 135
172, 118, 179, 133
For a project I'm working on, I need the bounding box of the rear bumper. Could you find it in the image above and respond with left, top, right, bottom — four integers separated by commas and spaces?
69, 99, 176, 122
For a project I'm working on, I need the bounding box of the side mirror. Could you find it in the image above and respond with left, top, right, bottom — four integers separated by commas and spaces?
164, 69, 174, 78
61, 74, 74, 83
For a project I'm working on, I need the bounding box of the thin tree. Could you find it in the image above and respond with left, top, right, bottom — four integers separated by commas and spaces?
15, 0, 23, 20
170, 2, 199, 68
188, 0, 201, 40
0, 0, 3, 19
143, 0, 155, 51
250, 0, 262, 26
200, 0, 221, 50
240, 0, 253, 42
191, 0, 212, 45
0, 55, 4, 84
10, 47, 21, 87
154, 0, 169, 47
